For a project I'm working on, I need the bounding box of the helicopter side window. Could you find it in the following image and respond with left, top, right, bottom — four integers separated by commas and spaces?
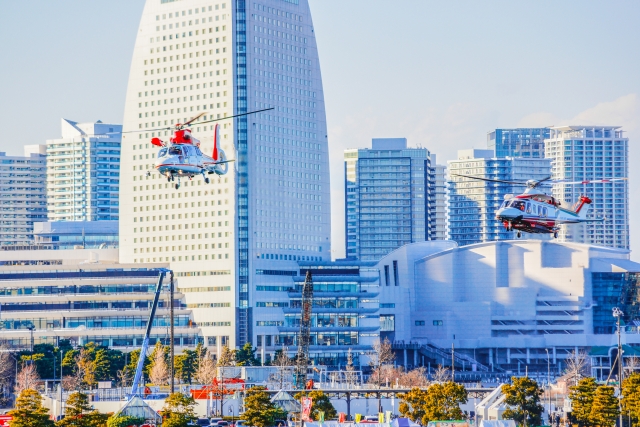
158, 148, 168, 158
526, 203, 532, 214
169, 146, 182, 155
542, 207, 548, 217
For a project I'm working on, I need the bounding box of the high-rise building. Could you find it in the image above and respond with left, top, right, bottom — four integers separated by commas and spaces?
545, 126, 629, 249
120, 0, 331, 350
430, 155, 448, 241
46, 119, 121, 221
0, 147, 47, 248
33, 221, 119, 250
344, 138, 435, 261
487, 128, 550, 158
448, 149, 551, 246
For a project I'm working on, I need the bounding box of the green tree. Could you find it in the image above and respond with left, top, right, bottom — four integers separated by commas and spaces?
162, 392, 197, 427
244, 386, 286, 427
294, 390, 338, 421
93, 349, 111, 382
590, 386, 619, 427
236, 343, 260, 366
7, 389, 55, 427
569, 377, 598, 427
399, 382, 467, 424
623, 373, 640, 426
106, 416, 145, 427
56, 391, 108, 427
501, 377, 544, 427
175, 348, 199, 384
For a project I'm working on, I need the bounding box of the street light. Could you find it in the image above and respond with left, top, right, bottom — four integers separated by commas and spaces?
545, 349, 551, 422
613, 307, 624, 427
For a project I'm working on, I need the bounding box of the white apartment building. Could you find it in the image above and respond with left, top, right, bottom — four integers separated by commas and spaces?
0, 147, 47, 248
46, 119, 121, 221
545, 126, 629, 249
431, 155, 448, 240
120, 0, 331, 351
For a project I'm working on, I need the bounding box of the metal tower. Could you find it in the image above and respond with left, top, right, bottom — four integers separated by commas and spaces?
294, 270, 313, 389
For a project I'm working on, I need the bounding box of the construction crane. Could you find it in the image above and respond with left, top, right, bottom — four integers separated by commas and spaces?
131, 268, 173, 397
294, 271, 313, 390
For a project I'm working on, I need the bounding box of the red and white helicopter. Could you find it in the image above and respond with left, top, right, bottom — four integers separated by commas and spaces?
452, 174, 627, 238
142, 108, 272, 189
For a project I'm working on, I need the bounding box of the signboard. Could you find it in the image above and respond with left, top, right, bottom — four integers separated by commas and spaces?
0, 415, 12, 427
301, 397, 313, 422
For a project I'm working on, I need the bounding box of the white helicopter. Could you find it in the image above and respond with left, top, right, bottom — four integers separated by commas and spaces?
452, 174, 627, 238
142, 108, 272, 189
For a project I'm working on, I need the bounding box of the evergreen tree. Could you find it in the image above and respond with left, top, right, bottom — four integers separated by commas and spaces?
7, 389, 55, 427
569, 377, 598, 427
294, 390, 338, 421
243, 386, 285, 427
590, 386, 619, 427
623, 373, 640, 425
501, 376, 544, 427
236, 343, 260, 366
93, 349, 111, 382
162, 392, 197, 427
399, 382, 467, 424
56, 391, 108, 427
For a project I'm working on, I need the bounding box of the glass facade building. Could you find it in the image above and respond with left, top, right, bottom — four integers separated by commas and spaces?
448, 149, 551, 246
120, 0, 331, 352
545, 126, 629, 249
592, 272, 640, 334
344, 138, 438, 261
33, 220, 119, 249
0, 147, 47, 248
487, 128, 550, 158
46, 119, 121, 221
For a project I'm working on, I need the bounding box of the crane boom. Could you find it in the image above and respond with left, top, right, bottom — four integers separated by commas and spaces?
131, 268, 171, 396
294, 271, 313, 389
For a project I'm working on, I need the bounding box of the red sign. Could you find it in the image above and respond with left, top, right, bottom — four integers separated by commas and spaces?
301, 397, 313, 422
0, 415, 12, 427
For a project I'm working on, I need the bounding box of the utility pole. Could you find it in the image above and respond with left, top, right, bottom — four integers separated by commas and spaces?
545, 349, 551, 422
614, 307, 624, 427
451, 343, 455, 383
170, 271, 175, 394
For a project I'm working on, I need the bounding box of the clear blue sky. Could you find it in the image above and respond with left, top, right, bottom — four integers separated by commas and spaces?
1, 1, 639, 259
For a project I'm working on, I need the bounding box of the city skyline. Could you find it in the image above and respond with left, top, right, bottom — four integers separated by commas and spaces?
1, 1, 639, 259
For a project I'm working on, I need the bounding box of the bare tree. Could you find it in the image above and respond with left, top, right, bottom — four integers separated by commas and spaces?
0, 346, 16, 401
75, 348, 95, 389
14, 363, 39, 394
564, 350, 590, 385
217, 346, 236, 416
345, 348, 358, 387
401, 367, 429, 387
196, 348, 217, 385
369, 338, 394, 413
117, 368, 132, 388
432, 364, 451, 383
625, 356, 640, 374
270, 347, 293, 390
62, 374, 83, 392
149, 344, 170, 386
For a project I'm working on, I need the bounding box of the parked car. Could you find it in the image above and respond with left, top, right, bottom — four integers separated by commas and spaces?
196, 419, 212, 427
217, 421, 230, 427
231, 419, 247, 427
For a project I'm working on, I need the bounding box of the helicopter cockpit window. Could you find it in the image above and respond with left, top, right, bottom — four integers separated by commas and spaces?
510, 200, 526, 211
158, 148, 168, 158
500, 201, 509, 208
169, 146, 183, 155
195, 147, 202, 156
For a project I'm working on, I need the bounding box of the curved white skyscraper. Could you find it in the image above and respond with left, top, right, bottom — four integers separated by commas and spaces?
121, 0, 330, 351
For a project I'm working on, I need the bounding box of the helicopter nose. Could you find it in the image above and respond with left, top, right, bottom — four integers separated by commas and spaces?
496, 207, 523, 220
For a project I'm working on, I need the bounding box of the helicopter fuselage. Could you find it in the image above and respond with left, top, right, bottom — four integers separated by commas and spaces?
155, 143, 228, 178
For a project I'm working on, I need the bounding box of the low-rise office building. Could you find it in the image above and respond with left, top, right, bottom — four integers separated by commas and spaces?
0, 249, 200, 350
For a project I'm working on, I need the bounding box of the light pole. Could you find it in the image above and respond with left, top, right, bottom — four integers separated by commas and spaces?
614, 307, 624, 427
545, 349, 551, 423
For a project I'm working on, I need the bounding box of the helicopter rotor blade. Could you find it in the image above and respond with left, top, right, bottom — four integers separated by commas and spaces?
194, 107, 275, 125
183, 112, 207, 126
121, 126, 173, 134
533, 176, 552, 186
451, 174, 527, 185
551, 178, 628, 185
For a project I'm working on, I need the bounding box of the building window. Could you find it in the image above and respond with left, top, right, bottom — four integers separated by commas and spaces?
415, 320, 425, 326
380, 303, 395, 309
381, 315, 395, 332
384, 265, 390, 286
433, 320, 443, 326
393, 260, 399, 286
